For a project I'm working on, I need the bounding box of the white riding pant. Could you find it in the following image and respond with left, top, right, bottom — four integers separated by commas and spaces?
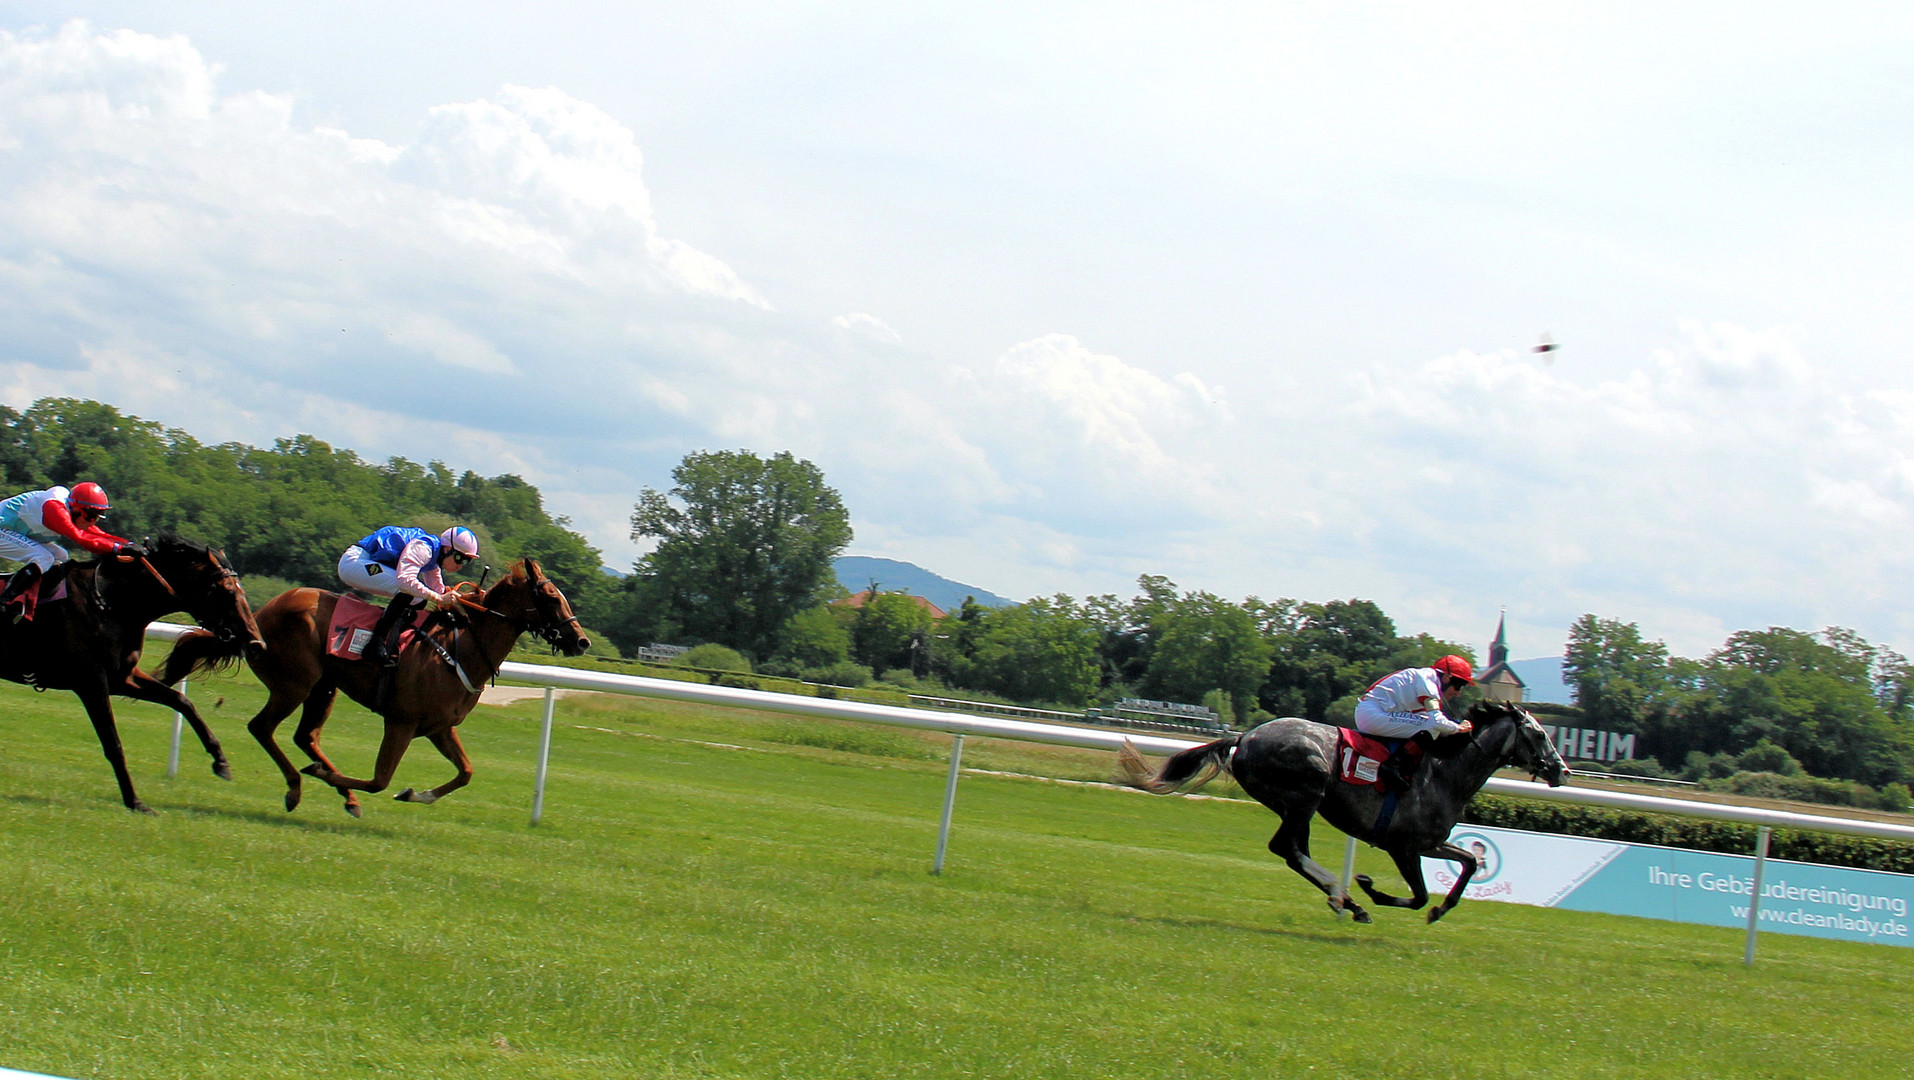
337, 545, 403, 598
0, 529, 67, 571
1352, 700, 1449, 739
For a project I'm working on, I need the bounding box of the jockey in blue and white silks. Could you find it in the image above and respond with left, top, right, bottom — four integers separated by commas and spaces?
338, 525, 480, 667
338, 525, 478, 606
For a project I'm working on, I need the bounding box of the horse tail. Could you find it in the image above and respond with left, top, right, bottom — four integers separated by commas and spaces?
1116, 735, 1240, 794
155, 627, 245, 685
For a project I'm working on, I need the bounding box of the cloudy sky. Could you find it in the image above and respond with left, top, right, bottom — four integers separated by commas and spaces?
2, 2, 1912, 662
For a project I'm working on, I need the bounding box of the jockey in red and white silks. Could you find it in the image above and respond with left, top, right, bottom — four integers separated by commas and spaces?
1353, 655, 1475, 739
337, 525, 478, 607
0, 482, 127, 570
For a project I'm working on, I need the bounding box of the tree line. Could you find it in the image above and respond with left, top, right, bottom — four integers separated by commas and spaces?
1564, 614, 1914, 790
594, 445, 1475, 728
0, 398, 618, 625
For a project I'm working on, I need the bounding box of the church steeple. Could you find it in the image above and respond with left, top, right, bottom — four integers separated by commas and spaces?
1489, 610, 1509, 668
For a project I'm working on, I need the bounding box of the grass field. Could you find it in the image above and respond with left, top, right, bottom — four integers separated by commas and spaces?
0, 657, 1907, 1080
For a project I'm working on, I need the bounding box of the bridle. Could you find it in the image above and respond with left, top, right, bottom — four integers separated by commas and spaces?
1504, 706, 1564, 782
443, 563, 582, 653
1456, 704, 1559, 781
177, 548, 250, 644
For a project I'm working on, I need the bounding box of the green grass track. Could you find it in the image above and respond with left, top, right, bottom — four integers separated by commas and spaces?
0, 659, 1904, 1079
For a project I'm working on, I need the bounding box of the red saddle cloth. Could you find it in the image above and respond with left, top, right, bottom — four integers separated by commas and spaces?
327, 594, 424, 660
1335, 728, 1421, 789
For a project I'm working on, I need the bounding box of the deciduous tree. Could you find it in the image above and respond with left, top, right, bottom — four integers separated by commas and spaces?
629, 450, 851, 659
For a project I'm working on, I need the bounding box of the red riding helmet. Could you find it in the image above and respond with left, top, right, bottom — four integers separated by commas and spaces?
67, 482, 111, 514
1432, 654, 1474, 684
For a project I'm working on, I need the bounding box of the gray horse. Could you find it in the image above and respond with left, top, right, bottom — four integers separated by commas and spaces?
1119, 700, 1569, 923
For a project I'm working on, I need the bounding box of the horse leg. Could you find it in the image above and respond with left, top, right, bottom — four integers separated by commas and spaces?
1266, 807, 1371, 923
1354, 848, 1433, 910
288, 682, 359, 818
394, 727, 473, 805
73, 680, 153, 814
302, 720, 417, 796
119, 668, 231, 780
1421, 841, 1479, 924
247, 687, 313, 812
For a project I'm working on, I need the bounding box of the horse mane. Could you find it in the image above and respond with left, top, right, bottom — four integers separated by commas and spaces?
479, 559, 534, 601
1429, 700, 1523, 759
150, 532, 219, 559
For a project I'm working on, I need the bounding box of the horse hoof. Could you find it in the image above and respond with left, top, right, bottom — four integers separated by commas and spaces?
1353, 874, 1373, 889
130, 801, 158, 816
213, 761, 233, 782
299, 763, 324, 779
1352, 909, 1373, 924
394, 787, 416, 802
344, 801, 362, 819
285, 790, 301, 812
1427, 907, 1448, 925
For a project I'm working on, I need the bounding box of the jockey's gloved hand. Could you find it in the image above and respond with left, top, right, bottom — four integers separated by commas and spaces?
117, 541, 148, 558
428, 592, 462, 613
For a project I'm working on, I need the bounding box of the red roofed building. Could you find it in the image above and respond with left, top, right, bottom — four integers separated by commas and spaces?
837, 590, 947, 620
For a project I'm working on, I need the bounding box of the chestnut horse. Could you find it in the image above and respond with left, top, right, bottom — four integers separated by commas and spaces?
160, 558, 589, 816
0, 534, 263, 813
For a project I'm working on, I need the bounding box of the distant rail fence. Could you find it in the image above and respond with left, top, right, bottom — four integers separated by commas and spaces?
907, 694, 1233, 738
145, 622, 1914, 961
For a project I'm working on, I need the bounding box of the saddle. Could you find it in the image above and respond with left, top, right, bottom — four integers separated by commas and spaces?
1335, 727, 1422, 790
327, 594, 426, 660
3, 563, 71, 623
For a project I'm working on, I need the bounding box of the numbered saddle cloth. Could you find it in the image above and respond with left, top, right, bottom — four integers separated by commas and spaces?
1335, 727, 1420, 789
327, 594, 424, 659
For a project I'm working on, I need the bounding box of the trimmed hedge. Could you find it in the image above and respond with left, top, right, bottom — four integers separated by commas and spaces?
1464, 793, 1914, 874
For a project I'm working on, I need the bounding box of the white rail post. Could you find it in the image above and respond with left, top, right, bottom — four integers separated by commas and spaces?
167, 677, 186, 778
1337, 834, 1358, 919
530, 687, 556, 826
1744, 825, 1772, 966
932, 734, 965, 875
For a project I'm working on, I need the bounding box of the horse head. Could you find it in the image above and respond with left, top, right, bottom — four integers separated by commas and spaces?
483, 557, 591, 657
140, 534, 266, 657
1468, 701, 1570, 787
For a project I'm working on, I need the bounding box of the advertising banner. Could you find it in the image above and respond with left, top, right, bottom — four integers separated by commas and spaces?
1421, 825, 1914, 947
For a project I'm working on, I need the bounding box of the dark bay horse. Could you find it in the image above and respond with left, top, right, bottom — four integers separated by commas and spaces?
0, 535, 263, 813
1120, 701, 1569, 923
160, 559, 589, 816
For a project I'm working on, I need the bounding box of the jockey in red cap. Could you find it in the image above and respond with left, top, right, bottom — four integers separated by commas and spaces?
1354, 654, 1476, 791
0, 482, 132, 621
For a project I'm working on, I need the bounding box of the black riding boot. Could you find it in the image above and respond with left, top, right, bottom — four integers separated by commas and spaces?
361, 595, 418, 668
0, 563, 43, 623
1377, 730, 1435, 792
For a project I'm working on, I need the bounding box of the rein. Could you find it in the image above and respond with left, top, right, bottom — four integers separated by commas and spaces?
132, 555, 176, 597
416, 573, 578, 692
450, 579, 582, 652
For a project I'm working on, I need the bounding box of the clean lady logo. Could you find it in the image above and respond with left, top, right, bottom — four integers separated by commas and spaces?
1450, 831, 1503, 883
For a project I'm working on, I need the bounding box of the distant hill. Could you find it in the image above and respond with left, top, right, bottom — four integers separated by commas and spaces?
1508, 656, 1573, 705
833, 556, 1014, 613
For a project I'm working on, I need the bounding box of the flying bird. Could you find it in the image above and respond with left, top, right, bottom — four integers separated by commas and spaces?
1532, 332, 1560, 365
